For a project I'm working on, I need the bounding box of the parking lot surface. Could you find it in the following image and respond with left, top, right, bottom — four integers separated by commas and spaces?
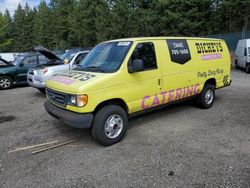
0, 69, 250, 188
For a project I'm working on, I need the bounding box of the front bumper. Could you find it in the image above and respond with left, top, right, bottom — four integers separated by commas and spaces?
44, 101, 93, 128
27, 73, 45, 88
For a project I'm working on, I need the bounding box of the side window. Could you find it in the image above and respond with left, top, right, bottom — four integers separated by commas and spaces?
244, 48, 247, 56
22, 56, 37, 67
74, 53, 88, 65
38, 55, 48, 65
130, 42, 157, 70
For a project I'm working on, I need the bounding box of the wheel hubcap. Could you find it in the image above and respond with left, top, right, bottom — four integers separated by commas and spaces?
205, 89, 214, 105
0, 78, 11, 88
104, 114, 123, 139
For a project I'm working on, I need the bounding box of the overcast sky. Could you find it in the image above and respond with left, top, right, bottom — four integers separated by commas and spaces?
0, 0, 48, 15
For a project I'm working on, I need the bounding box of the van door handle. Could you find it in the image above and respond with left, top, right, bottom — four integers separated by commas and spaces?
158, 78, 162, 89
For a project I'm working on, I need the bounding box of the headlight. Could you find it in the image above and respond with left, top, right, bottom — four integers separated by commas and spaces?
41, 68, 48, 74
69, 94, 88, 107
76, 95, 88, 107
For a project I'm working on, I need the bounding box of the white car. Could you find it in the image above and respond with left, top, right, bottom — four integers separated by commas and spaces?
235, 39, 250, 73
27, 50, 89, 92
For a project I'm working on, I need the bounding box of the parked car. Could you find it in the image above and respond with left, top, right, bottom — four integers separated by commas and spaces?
0, 57, 13, 67
44, 37, 231, 146
235, 39, 250, 73
27, 50, 89, 92
0, 53, 49, 89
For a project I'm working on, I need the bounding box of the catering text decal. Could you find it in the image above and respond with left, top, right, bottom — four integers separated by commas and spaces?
141, 84, 200, 110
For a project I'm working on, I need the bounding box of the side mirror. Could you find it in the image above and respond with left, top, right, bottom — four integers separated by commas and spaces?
128, 59, 144, 73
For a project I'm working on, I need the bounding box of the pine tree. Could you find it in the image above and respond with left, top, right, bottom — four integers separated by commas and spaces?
95, 0, 112, 42
11, 3, 36, 51
2, 9, 13, 52
0, 12, 13, 52
23, 3, 36, 50
68, 0, 110, 47
51, 0, 75, 49
33, 0, 55, 49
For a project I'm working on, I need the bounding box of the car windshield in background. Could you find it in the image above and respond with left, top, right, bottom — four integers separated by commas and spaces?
76, 41, 132, 73
61, 51, 77, 63
12, 56, 25, 66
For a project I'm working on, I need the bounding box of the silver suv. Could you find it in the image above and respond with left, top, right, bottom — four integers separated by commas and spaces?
27, 50, 89, 92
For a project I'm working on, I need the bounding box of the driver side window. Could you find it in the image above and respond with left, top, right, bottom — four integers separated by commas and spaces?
129, 42, 157, 71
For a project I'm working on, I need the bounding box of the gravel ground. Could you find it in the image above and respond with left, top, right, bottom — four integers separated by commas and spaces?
0, 69, 250, 188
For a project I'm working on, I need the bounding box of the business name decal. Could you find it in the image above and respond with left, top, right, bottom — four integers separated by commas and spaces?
51, 71, 96, 84
141, 84, 200, 110
195, 42, 223, 60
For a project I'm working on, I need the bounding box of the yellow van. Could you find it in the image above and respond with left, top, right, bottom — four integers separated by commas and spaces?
44, 37, 231, 146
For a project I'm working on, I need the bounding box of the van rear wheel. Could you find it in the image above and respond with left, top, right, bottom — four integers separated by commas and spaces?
235, 60, 239, 69
91, 105, 128, 146
246, 64, 250, 73
196, 84, 215, 109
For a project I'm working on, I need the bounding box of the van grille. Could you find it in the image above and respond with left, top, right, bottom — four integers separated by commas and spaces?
46, 89, 67, 107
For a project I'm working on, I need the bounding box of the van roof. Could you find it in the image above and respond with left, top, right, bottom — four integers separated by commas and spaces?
106, 37, 224, 43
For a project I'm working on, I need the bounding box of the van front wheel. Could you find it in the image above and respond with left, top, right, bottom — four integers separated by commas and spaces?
196, 84, 215, 109
92, 105, 128, 146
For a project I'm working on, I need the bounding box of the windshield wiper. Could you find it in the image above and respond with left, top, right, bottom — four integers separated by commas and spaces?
78, 66, 107, 73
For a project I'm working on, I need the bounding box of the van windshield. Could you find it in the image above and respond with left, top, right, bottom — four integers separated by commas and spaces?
76, 41, 132, 73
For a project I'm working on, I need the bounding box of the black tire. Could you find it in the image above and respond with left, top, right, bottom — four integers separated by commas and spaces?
91, 105, 128, 146
196, 84, 215, 109
0, 76, 13, 90
38, 88, 45, 93
245, 64, 250, 73
235, 60, 239, 69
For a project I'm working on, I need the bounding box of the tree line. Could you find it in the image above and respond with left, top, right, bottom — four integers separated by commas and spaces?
0, 0, 249, 52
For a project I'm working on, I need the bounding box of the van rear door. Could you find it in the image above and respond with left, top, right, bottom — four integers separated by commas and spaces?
237, 40, 247, 68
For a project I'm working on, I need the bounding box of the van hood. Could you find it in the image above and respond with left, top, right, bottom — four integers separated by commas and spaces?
46, 70, 111, 94
33, 46, 62, 61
